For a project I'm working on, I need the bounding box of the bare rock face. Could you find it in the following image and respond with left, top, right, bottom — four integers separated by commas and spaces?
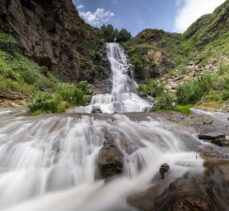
98, 132, 124, 179
0, 0, 96, 82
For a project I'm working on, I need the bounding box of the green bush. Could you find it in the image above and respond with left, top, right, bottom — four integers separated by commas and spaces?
27, 93, 58, 113
138, 79, 164, 98
0, 33, 18, 53
176, 74, 213, 104
154, 93, 175, 110
28, 83, 89, 114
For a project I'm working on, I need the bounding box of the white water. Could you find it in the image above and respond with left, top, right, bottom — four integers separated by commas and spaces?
76, 43, 152, 114
0, 43, 205, 211
0, 111, 204, 211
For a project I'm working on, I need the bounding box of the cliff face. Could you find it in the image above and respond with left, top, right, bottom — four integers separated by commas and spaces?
0, 0, 96, 82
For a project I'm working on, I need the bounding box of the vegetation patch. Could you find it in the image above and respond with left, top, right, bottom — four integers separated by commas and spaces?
27, 82, 92, 114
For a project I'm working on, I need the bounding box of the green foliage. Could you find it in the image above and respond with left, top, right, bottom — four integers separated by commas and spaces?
116, 28, 132, 42
0, 33, 58, 97
28, 93, 58, 113
100, 24, 118, 42
0, 77, 35, 96
27, 82, 91, 114
0, 33, 18, 53
100, 24, 131, 43
174, 104, 193, 114
138, 79, 164, 98
154, 93, 175, 110
176, 74, 213, 104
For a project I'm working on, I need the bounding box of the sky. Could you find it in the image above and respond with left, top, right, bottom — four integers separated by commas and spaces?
73, 0, 226, 36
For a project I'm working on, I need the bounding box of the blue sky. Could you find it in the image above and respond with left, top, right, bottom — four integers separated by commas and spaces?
73, 0, 226, 36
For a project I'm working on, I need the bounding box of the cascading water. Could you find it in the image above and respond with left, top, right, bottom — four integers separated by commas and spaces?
77, 43, 152, 113
0, 110, 204, 211
0, 43, 206, 211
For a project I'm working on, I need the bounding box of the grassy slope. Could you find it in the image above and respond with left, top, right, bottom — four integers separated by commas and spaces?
129, 1, 229, 112
0, 32, 92, 114
0, 32, 59, 98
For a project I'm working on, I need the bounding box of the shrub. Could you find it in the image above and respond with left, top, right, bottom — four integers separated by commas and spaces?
0, 33, 18, 53
28, 83, 88, 114
176, 74, 213, 104
27, 93, 58, 113
138, 79, 164, 98
154, 93, 175, 110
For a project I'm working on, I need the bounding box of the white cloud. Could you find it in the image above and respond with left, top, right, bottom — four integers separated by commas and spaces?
174, 0, 226, 32
78, 7, 115, 27
77, 5, 84, 10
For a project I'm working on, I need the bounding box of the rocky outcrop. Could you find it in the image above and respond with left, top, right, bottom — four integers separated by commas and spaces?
98, 132, 124, 179
0, 0, 97, 82
123, 29, 180, 80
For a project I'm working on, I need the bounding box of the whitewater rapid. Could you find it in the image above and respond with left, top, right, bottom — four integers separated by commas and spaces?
0, 109, 204, 211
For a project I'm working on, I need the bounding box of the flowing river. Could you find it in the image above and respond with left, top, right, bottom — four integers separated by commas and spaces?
0, 43, 214, 211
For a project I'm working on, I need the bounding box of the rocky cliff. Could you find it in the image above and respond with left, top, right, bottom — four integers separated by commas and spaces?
0, 0, 99, 82
123, 29, 182, 80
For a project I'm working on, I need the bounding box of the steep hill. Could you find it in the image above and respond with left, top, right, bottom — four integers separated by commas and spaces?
0, 0, 104, 82
123, 0, 229, 82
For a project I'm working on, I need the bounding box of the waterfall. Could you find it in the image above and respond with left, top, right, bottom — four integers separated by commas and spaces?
0, 43, 206, 211
76, 43, 152, 114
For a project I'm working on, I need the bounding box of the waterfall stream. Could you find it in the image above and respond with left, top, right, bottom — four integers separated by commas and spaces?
0, 43, 206, 211
76, 43, 152, 113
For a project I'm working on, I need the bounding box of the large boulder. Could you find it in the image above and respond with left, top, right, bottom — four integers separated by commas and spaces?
128, 162, 229, 211
98, 132, 124, 179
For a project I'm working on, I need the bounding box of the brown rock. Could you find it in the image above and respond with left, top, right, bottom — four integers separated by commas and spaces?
98, 132, 124, 179
0, 0, 96, 82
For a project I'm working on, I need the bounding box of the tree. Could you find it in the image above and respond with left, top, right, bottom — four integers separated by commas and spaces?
116, 28, 132, 42
100, 24, 118, 42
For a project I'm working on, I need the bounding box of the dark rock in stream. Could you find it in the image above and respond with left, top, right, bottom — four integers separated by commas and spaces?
128, 161, 229, 211
199, 132, 226, 140
98, 132, 124, 179
199, 132, 228, 146
92, 106, 102, 114
159, 163, 170, 179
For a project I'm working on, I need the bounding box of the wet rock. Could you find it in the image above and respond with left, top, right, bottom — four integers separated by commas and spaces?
211, 138, 229, 147
128, 162, 229, 211
143, 107, 151, 112
199, 132, 226, 140
92, 106, 102, 114
159, 163, 170, 179
98, 134, 124, 179
199, 132, 229, 146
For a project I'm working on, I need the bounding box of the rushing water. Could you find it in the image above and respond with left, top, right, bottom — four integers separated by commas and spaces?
76, 43, 152, 114
0, 43, 206, 211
